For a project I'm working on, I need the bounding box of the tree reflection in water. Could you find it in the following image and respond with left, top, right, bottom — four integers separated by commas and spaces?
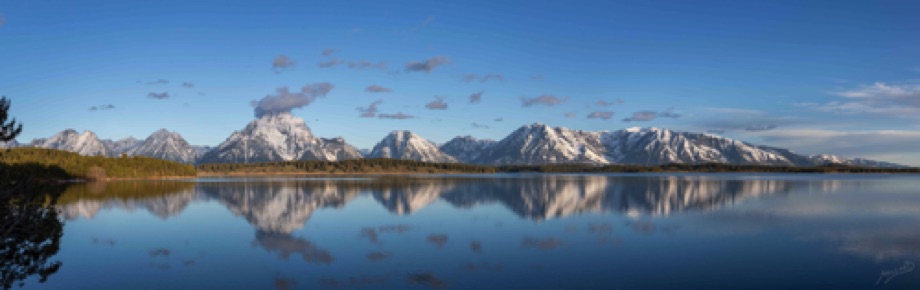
0, 175, 66, 289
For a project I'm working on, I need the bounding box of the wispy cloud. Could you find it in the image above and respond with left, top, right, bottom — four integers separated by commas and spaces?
471, 123, 489, 129
564, 112, 577, 118
405, 56, 450, 73
251, 82, 334, 118
807, 82, 920, 117
469, 91, 484, 104
425, 97, 448, 110
318, 59, 387, 70
622, 109, 680, 122
321, 48, 335, 56
494, 117, 503, 122
587, 111, 614, 120
180, 82, 195, 88
357, 99, 383, 118
379, 112, 414, 119
366, 85, 392, 93
696, 107, 802, 132
757, 129, 920, 165
147, 92, 170, 99
595, 99, 624, 107
0, 14, 6, 26
147, 79, 169, 85
521, 95, 567, 107
89, 104, 116, 111
461, 74, 504, 83
272, 55, 296, 73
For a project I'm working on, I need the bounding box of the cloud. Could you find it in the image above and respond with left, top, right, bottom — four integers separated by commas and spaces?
378, 112, 414, 119
347, 61, 387, 69
587, 111, 614, 120
622, 109, 680, 122
147, 92, 170, 99
744, 124, 778, 132
318, 59, 340, 68
251, 82, 334, 118
564, 112, 577, 118
469, 91, 484, 104
357, 99, 383, 118
471, 123, 489, 129
530, 75, 545, 81
521, 95, 567, 107
321, 48, 335, 56
89, 104, 115, 111
272, 55, 296, 73
595, 99, 624, 107
181, 82, 195, 88
147, 79, 169, 85
707, 129, 726, 134
461, 74, 504, 83
405, 56, 450, 72
494, 117, 503, 122
695, 107, 801, 133
811, 82, 920, 117
0, 14, 5, 26
756, 129, 920, 165
425, 97, 448, 110
366, 85, 392, 93
318, 59, 386, 70
89, 106, 97, 111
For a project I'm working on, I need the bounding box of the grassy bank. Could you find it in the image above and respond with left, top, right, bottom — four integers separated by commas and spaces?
1, 148, 197, 181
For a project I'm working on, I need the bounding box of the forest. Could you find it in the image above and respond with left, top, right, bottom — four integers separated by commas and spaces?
0, 148, 197, 181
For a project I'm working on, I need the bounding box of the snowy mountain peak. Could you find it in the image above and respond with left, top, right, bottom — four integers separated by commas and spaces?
440, 136, 496, 164
29, 129, 110, 156
198, 112, 361, 164
125, 129, 199, 163
368, 131, 458, 163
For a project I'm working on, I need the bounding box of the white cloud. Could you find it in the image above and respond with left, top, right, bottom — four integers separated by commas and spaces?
755, 129, 920, 166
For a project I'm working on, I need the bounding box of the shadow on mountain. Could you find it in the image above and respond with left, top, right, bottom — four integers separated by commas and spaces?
0, 165, 68, 289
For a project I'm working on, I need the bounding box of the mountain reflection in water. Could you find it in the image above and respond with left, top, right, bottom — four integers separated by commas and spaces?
40, 174, 920, 289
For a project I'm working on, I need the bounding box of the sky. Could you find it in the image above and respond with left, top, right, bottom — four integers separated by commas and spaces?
1, 0, 919, 165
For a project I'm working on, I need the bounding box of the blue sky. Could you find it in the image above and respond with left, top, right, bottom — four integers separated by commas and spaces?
1, 0, 919, 164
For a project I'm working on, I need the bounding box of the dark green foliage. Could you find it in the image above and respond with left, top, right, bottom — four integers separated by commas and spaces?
1, 148, 197, 179
198, 158, 497, 174
1, 169, 67, 289
0, 97, 22, 143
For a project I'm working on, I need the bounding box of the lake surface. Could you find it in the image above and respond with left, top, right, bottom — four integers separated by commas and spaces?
14, 174, 920, 289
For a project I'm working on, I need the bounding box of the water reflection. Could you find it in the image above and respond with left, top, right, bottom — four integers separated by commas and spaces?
46, 174, 920, 288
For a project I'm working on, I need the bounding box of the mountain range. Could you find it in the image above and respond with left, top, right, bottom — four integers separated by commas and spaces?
5, 112, 904, 167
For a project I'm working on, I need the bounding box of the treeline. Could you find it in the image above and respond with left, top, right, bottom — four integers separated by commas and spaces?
1, 148, 197, 180
198, 158, 498, 174
499, 163, 920, 173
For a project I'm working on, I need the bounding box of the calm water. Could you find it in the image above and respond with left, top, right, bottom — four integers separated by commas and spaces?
15, 174, 920, 289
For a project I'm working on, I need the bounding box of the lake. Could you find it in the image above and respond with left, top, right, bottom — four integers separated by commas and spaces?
12, 173, 920, 289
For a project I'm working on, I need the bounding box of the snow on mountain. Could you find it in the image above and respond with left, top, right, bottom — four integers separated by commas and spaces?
476, 123, 608, 165
127, 129, 199, 163
103, 137, 142, 155
439, 136, 496, 164
28, 129, 111, 156
600, 127, 800, 166
192, 145, 213, 157
198, 113, 362, 164
367, 130, 458, 163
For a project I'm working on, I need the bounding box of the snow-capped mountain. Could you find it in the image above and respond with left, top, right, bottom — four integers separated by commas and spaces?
367, 131, 458, 163
439, 136, 496, 164
462, 124, 901, 167
475, 123, 608, 165
198, 113, 362, 164
104, 137, 142, 155
127, 129, 199, 163
29, 129, 111, 156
